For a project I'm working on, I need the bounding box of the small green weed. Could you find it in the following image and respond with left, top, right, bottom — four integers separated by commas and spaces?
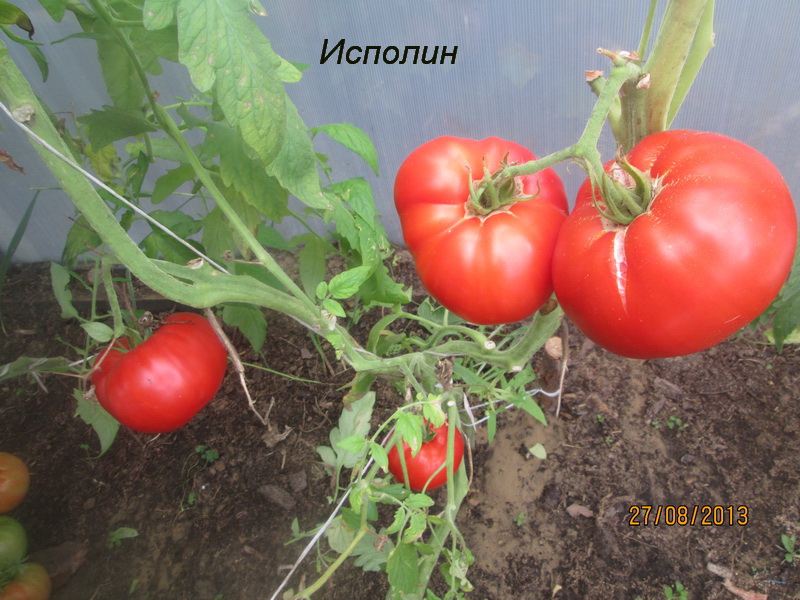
513, 512, 526, 527
781, 534, 799, 563
108, 527, 139, 548
652, 416, 688, 431
663, 581, 689, 599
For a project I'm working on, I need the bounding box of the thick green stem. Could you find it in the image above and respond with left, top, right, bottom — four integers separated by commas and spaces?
620, 0, 713, 151
504, 55, 641, 180
295, 503, 369, 599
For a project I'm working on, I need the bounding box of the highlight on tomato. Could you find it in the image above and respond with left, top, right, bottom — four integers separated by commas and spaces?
394, 136, 568, 325
92, 312, 228, 434
387, 422, 464, 492
0, 454, 29, 514
552, 130, 798, 359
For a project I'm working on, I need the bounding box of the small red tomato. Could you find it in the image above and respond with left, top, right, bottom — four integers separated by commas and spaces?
0, 454, 29, 514
92, 313, 228, 433
0, 562, 52, 600
387, 422, 464, 491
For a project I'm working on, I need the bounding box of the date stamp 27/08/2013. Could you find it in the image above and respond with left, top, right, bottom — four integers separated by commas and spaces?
627, 505, 749, 527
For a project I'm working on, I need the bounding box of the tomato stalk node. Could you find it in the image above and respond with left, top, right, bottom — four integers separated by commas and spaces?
587, 156, 654, 226
467, 159, 536, 216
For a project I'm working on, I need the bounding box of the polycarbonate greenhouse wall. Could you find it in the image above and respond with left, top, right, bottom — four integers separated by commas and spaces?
1, 1, 799, 263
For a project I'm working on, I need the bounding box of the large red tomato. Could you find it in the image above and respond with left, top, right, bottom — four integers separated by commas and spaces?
394, 136, 568, 325
552, 130, 797, 359
92, 313, 228, 433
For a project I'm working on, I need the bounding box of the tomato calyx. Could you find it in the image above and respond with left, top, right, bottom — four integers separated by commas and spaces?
588, 156, 655, 225
467, 158, 536, 216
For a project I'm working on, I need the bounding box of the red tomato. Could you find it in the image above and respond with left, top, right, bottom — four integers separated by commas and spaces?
0, 563, 51, 600
0, 455, 29, 514
552, 130, 798, 358
92, 313, 228, 433
394, 136, 568, 325
387, 422, 464, 492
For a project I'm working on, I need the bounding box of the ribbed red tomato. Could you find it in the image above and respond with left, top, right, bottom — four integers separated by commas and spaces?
552, 130, 797, 358
394, 136, 568, 325
92, 313, 228, 433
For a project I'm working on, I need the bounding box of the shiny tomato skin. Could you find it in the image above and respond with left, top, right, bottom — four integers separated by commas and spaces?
394, 136, 568, 325
0, 517, 27, 574
92, 313, 228, 434
552, 130, 798, 359
0, 455, 29, 514
387, 423, 464, 492
0, 563, 51, 600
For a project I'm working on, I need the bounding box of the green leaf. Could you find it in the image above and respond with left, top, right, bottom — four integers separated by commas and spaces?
85, 143, 118, 184
107, 526, 139, 546
222, 303, 267, 352
127, 137, 184, 163
77, 106, 158, 151
151, 164, 195, 204
311, 123, 379, 176
298, 236, 329, 297
403, 511, 428, 543
394, 412, 423, 455
324, 392, 375, 470
328, 265, 372, 300
773, 290, 800, 351
92, 20, 147, 110
324, 516, 354, 554
336, 434, 367, 455
50, 262, 78, 319
206, 124, 289, 222
265, 100, 329, 210
421, 402, 445, 429
177, 0, 286, 164
368, 441, 388, 470
322, 298, 346, 318
328, 177, 377, 223
0, 1, 34, 39
406, 493, 435, 509
276, 56, 303, 83
0, 356, 71, 381
201, 206, 234, 263
143, 0, 178, 30
74, 390, 120, 456
529, 443, 547, 460
81, 321, 115, 343
359, 263, 412, 306
255, 224, 294, 251
38, 0, 65, 21
353, 529, 393, 572
387, 542, 419, 594
512, 394, 547, 426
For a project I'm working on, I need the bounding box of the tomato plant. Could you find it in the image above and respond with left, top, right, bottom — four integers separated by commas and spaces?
92, 313, 228, 434
552, 130, 798, 359
387, 422, 464, 491
0, 455, 29, 515
0, 563, 51, 600
0, 517, 26, 576
394, 136, 568, 325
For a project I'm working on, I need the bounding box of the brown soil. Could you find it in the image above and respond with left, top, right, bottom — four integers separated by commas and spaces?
1, 260, 798, 600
